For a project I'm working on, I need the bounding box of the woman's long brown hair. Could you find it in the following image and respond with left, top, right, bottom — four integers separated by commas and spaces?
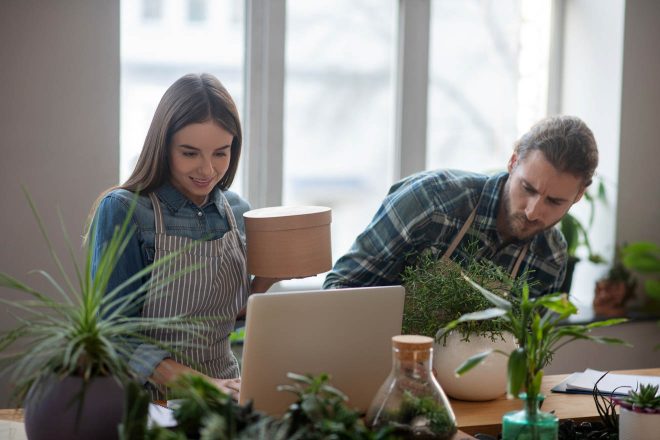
84, 73, 242, 242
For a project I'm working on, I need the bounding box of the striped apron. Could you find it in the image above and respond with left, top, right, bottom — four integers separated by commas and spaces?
142, 192, 249, 400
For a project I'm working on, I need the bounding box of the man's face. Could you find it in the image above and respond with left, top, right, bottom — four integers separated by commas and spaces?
499, 150, 585, 241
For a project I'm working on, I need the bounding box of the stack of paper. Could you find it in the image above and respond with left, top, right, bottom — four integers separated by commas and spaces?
552, 368, 660, 396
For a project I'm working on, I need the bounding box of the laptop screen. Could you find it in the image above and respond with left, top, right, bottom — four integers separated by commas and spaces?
238, 285, 405, 416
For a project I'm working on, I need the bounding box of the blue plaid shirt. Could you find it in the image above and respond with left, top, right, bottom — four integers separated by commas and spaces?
323, 170, 567, 297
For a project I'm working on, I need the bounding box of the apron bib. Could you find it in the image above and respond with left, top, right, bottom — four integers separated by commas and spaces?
142, 192, 249, 400
441, 195, 529, 279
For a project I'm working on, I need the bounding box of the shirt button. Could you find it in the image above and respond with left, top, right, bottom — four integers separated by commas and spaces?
197, 211, 203, 217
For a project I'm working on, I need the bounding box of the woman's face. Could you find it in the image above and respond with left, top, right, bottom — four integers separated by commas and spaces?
168, 120, 233, 206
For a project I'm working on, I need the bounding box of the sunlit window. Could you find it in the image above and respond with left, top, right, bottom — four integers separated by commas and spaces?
427, 0, 551, 172
282, 0, 397, 288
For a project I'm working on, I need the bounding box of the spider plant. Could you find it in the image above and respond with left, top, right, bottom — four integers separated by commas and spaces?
0, 188, 206, 404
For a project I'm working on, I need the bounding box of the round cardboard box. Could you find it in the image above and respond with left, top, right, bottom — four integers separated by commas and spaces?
243, 206, 332, 278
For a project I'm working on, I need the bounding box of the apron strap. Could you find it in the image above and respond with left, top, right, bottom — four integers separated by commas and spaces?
441, 206, 478, 262
218, 191, 239, 232
148, 193, 165, 235
440, 202, 530, 280
510, 242, 529, 279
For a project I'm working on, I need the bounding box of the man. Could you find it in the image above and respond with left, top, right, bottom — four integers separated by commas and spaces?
323, 115, 598, 297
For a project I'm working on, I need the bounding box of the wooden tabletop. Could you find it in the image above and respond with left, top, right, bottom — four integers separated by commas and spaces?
451, 368, 660, 436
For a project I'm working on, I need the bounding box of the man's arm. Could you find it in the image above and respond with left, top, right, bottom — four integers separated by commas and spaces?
324, 178, 437, 288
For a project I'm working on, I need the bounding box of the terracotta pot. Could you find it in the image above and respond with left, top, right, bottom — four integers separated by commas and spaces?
593, 279, 630, 317
433, 332, 516, 401
618, 406, 660, 440
24, 375, 125, 440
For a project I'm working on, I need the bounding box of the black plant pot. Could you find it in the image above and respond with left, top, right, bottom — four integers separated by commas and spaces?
24, 375, 125, 440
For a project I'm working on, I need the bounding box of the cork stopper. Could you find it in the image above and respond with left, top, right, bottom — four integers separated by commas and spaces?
392, 335, 433, 361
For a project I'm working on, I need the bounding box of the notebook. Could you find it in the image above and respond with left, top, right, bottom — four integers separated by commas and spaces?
551, 368, 660, 396
238, 285, 405, 416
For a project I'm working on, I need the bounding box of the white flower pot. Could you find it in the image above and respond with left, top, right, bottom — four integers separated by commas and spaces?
433, 332, 516, 401
619, 406, 660, 440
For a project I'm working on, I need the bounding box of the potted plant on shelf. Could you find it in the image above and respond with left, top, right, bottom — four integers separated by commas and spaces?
621, 241, 660, 308
401, 249, 523, 401
439, 276, 629, 439
593, 246, 636, 317
558, 177, 608, 294
616, 383, 660, 440
0, 191, 200, 440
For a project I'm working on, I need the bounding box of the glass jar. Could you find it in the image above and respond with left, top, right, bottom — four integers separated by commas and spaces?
501, 393, 558, 440
366, 335, 457, 439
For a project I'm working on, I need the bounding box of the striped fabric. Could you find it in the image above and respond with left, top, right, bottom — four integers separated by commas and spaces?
142, 193, 249, 400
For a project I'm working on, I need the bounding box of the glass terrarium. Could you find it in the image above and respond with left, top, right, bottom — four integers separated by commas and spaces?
366, 335, 457, 439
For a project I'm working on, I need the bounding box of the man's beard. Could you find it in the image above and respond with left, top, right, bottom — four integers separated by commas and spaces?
500, 182, 548, 241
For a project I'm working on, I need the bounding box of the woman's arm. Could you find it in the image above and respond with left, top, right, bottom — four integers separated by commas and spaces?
151, 358, 241, 400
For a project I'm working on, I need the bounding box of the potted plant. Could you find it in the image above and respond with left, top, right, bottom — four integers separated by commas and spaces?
616, 383, 660, 440
558, 177, 608, 294
622, 241, 660, 306
0, 191, 200, 440
593, 246, 636, 317
401, 250, 523, 401
121, 372, 395, 439
439, 277, 628, 439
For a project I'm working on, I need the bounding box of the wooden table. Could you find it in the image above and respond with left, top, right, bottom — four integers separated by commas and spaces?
451, 368, 660, 436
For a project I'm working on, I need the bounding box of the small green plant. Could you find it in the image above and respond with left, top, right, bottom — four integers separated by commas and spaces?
438, 276, 629, 419
560, 177, 608, 264
389, 390, 455, 438
123, 373, 395, 439
0, 189, 203, 403
617, 383, 660, 413
401, 248, 525, 342
621, 241, 660, 301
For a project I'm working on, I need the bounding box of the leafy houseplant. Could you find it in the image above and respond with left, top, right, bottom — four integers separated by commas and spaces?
440, 277, 628, 439
621, 241, 660, 302
122, 372, 394, 439
0, 190, 202, 440
558, 177, 607, 293
401, 250, 524, 401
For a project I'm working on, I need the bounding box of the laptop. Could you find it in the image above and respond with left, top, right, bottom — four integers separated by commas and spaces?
238, 285, 405, 416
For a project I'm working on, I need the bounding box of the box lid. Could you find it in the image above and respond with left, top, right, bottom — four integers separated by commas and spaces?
244, 206, 331, 232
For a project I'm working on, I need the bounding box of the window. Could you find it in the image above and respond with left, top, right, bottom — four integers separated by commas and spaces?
282, 0, 397, 288
141, 0, 163, 22
187, 0, 208, 23
427, 0, 551, 172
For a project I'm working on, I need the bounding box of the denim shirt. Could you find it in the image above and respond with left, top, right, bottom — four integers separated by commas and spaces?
91, 182, 250, 380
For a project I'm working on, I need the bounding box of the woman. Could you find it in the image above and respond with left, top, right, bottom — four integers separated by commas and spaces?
89, 73, 275, 400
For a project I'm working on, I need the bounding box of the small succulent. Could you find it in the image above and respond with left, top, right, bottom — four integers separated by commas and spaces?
616, 383, 660, 414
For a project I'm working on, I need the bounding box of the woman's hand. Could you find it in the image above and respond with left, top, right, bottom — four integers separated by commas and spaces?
210, 377, 241, 400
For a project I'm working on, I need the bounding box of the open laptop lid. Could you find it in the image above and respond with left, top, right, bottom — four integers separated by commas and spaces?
238, 285, 405, 416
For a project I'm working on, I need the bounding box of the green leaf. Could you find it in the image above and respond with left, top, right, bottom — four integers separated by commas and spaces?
507, 348, 526, 398
623, 253, 660, 273
462, 274, 512, 310
455, 349, 493, 376
644, 279, 660, 300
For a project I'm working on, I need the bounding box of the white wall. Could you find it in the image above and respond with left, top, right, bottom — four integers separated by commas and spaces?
0, 0, 120, 405
616, 0, 660, 249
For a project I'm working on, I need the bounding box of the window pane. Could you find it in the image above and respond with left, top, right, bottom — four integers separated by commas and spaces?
283, 0, 397, 288
120, 0, 245, 193
427, 0, 551, 172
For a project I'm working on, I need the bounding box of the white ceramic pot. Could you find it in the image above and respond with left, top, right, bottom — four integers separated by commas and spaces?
618, 406, 660, 440
433, 332, 516, 401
